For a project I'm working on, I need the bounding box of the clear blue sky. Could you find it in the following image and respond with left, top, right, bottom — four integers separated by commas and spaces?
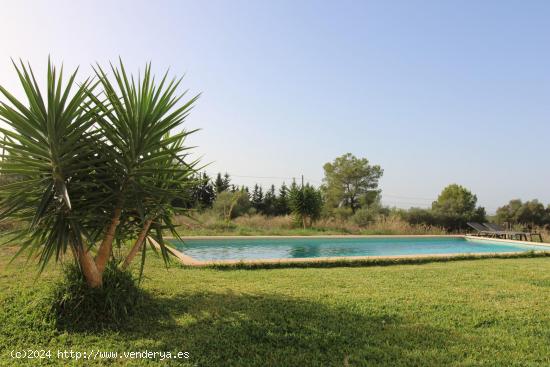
1, 0, 549, 212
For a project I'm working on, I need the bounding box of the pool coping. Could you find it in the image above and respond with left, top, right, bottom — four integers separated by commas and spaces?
175, 234, 463, 240
464, 235, 550, 250
160, 234, 550, 267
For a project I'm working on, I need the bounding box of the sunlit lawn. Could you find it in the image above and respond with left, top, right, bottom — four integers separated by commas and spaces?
1, 244, 549, 366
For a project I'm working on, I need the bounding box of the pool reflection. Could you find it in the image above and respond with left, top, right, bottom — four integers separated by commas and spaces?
289, 245, 321, 258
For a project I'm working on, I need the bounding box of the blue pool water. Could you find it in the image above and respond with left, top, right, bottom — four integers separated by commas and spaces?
171, 236, 550, 261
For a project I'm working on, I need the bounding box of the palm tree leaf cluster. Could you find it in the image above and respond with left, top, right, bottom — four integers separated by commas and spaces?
0, 58, 200, 286
288, 184, 323, 229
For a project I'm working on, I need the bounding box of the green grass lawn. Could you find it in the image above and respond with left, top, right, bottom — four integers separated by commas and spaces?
1, 245, 550, 366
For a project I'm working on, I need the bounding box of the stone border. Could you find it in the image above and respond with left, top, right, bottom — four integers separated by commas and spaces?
162, 235, 550, 267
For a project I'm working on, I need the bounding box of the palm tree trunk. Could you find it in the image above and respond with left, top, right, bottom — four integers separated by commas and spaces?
95, 206, 122, 273
76, 246, 102, 288
226, 199, 237, 226
121, 219, 153, 270
95, 184, 127, 273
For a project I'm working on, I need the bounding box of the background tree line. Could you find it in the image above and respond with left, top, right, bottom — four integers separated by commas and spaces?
494, 199, 550, 229
176, 153, 550, 232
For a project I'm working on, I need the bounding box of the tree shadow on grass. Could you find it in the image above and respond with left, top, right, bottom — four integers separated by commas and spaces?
110, 291, 463, 367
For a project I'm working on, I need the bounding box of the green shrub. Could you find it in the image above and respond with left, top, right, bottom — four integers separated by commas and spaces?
208, 220, 238, 231
212, 191, 251, 220
331, 207, 354, 221
352, 207, 377, 227
404, 207, 437, 226
50, 262, 144, 331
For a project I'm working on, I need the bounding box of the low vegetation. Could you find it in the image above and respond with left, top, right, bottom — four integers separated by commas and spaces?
174, 213, 448, 236
51, 262, 144, 331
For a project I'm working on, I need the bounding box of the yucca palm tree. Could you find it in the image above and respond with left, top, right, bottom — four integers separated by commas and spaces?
87, 61, 200, 281
288, 184, 323, 228
0, 59, 199, 288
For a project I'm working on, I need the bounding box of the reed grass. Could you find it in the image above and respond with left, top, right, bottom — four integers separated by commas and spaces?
173, 213, 448, 236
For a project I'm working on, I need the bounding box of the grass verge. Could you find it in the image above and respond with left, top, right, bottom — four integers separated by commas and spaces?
206, 250, 550, 270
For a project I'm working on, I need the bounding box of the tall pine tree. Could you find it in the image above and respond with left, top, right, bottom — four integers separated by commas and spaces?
215, 172, 230, 194
276, 182, 290, 215
251, 184, 264, 212
223, 173, 231, 190
193, 172, 215, 208
262, 184, 277, 216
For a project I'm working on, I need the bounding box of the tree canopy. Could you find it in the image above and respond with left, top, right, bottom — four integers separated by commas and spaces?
322, 153, 383, 213
431, 184, 486, 230
496, 199, 549, 226
215, 173, 231, 194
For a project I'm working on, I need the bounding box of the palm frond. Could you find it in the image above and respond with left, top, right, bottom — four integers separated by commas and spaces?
0, 59, 104, 269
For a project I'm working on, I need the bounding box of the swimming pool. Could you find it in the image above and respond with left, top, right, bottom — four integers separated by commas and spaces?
170, 236, 550, 263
